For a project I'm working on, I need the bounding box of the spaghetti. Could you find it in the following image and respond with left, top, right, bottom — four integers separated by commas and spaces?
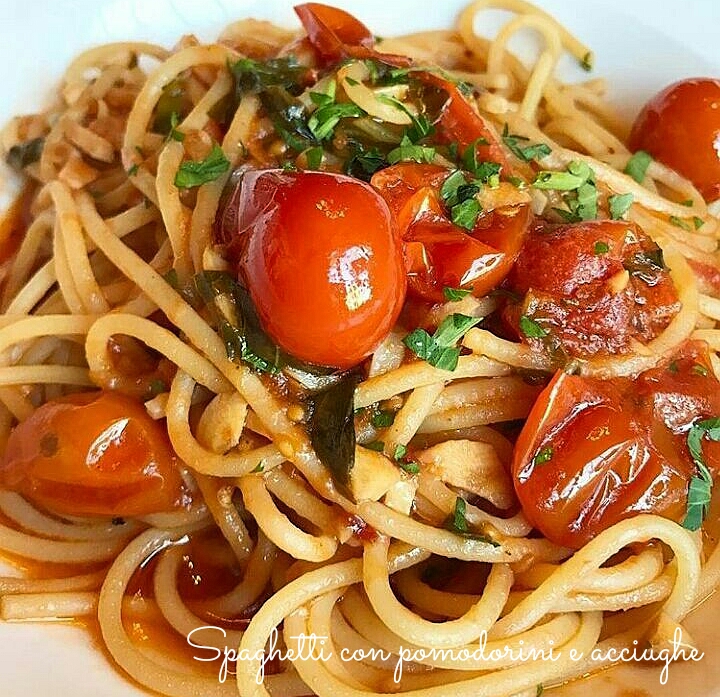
0, 2, 718, 697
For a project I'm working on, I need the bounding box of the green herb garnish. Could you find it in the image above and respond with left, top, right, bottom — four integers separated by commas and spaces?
175, 144, 229, 188
519, 315, 548, 339
682, 417, 720, 531
608, 192, 633, 220
443, 287, 472, 302
403, 313, 482, 372
533, 446, 554, 465
594, 241, 609, 255
624, 150, 652, 183
387, 135, 436, 165
502, 124, 551, 162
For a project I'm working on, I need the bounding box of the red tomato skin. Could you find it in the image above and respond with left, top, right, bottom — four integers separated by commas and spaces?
505, 219, 680, 357
227, 169, 406, 369
0, 391, 188, 517
513, 342, 720, 549
370, 163, 531, 303
294, 3, 410, 67
628, 78, 720, 201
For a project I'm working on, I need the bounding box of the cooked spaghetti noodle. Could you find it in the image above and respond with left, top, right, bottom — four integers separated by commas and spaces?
0, 3, 718, 697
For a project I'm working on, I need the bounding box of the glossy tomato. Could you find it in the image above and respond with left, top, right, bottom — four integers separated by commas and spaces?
294, 3, 410, 67
371, 163, 531, 303
513, 342, 720, 549
0, 391, 188, 517
629, 78, 720, 201
219, 169, 406, 369
505, 219, 680, 357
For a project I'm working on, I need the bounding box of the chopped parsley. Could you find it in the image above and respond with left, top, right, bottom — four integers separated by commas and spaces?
174, 144, 230, 188
519, 315, 548, 339
392, 444, 408, 461
363, 440, 385, 452
372, 410, 396, 428
594, 240, 609, 255
308, 102, 364, 141
681, 199, 694, 207
305, 146, 324, 169
445, 497, 499, 545
127, 163, 139, 176
624, 150, 652, 183
608, 192, 633, 220
403, 313, 481, 372
398, 460, 420, 474
534, 161, 598, 222
440, 170, 482, 230
692, 364, 709, 377
443, 287, 472, 302
533, 446, 554, 465
502, 124, 551, 162
168, 111, 185, 142
387, 135, 436, 165
682, 417, 720, 531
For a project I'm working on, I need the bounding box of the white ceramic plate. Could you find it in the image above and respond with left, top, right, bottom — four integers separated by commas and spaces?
1, 1, 719, 695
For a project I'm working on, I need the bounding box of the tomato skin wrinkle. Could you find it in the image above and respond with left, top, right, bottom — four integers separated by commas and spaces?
0, 390, 188, 518
505, 219, 680, 358
512, 341, 720, 549
219, 169, 407, 369
629, 78, 720, 202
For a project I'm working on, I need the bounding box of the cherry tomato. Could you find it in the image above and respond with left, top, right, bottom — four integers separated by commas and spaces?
504, 219, 680, 357
416, 71, 509, 170
219, 169, 406, 369
628, 78, 720, 201
0, 391, 188, 517
513, 342, 720, 549
371, 163, 531, 303
294, 3, 410, 67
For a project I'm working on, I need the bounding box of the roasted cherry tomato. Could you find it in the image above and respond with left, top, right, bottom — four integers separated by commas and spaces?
219, 169, 406, 369
504, 219, 680, 357
294, 3, 410, 67
0, 391, 188, 517
416, 71, 509, 170
371, 163, 531, 303
513, 342, 720, 549
628, 78, 720, 201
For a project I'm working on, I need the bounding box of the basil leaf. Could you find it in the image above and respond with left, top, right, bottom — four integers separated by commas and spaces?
608, 192, 634, 220
175, 144, 230, 188
624, 150, 652, 183
309, 372, 362, 497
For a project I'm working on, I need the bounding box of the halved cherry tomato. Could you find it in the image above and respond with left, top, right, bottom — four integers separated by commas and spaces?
629, 78, 720, 201
219, 169, 406, 369
294, 3, 410, 67
371, 163, 531, 303
513, 341, 720, 549
0, 391, 188, 517
416, 71, 509, 170
504, 219, 680, 357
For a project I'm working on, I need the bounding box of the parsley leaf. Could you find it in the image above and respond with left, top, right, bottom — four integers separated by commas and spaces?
403, 313, 481, 372
371, 410, 396, 428
624, 150, 652, 183
519, 315, 548, 339
168, 111, 185, 142
682, 417, 720, 531
440, 170, 483, 230
608, 192, 633, 220
443, 287, 472, 302
175, 144, 229, 188
502, 124, 551, 162
308, 103, 364, 141
534, 161, 597, 221
392, 444, 408, 461
532, 446, 554, 465
451, 198, 482, 230
305, 146, 323, 169
387, 135, 436, 165
594, 240, 609, 255
445, 497, 500, 545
